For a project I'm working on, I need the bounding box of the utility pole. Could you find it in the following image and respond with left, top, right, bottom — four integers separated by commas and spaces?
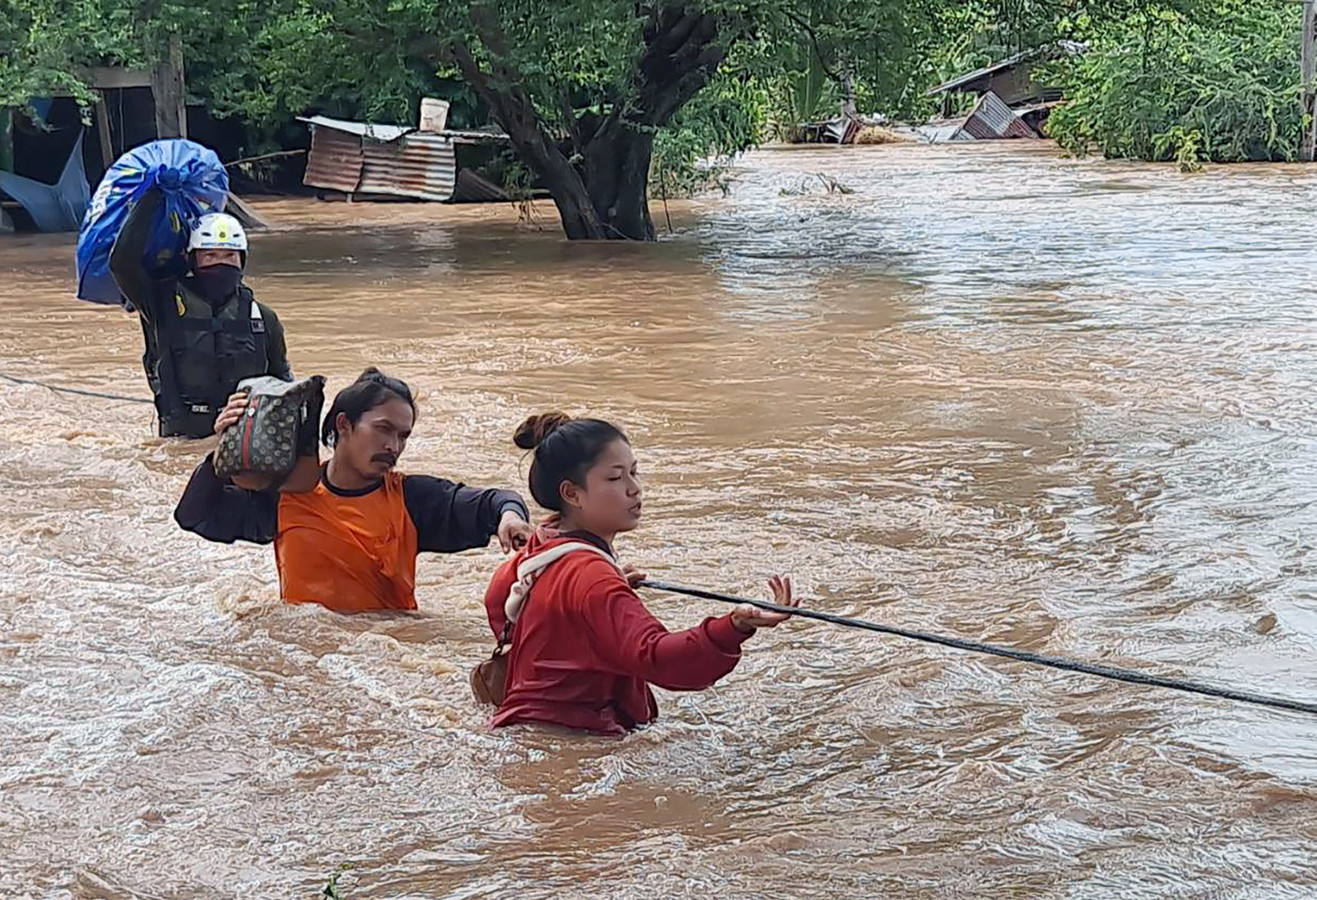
840, 62, 858, 120
0, 108, 13, 172
94, 92, 114, 167
150, 33, 188, 139
1303, 0, 1315, 161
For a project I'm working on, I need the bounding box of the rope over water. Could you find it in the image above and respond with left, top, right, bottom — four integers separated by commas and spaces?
639, 579, 1317, 716
1, 369, 1308, 716
1, 373, 154, 405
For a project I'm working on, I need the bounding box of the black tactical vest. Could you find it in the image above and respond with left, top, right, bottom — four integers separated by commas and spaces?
154, 281, 269, 437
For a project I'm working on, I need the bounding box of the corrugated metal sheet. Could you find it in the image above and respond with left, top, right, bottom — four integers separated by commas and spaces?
304, 126, 365, 194
300, 115, 510, 202
957, 92, 1037, 140
301, 123, 455, 201
917, 120, 968, 143
358, 132, 456, 202
297, 115, 509, 144
297, 115, 411, 142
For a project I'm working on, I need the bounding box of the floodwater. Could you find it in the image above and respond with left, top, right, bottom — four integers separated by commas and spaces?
2, 141, 1316, 899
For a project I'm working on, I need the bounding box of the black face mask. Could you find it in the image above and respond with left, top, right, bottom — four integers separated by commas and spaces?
191, 264, 243, 300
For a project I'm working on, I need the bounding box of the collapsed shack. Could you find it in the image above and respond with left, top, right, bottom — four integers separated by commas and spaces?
922, 41, 1086, 142
917, 92, 1039, 143
299, 112, 515, 203
794, 117, 863, 145
783, 41, 1083, 148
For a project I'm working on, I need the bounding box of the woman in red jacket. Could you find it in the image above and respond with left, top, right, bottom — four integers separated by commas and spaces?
483, 412, 798, 735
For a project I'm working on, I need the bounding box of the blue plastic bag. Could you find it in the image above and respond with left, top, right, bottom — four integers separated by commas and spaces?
75, 139, 230, 306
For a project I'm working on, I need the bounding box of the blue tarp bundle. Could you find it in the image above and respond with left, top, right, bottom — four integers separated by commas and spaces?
75, 139, 229, 306
0, 132, 90, 233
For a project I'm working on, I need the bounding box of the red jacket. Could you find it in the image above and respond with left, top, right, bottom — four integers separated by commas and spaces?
484, 531, 751, 734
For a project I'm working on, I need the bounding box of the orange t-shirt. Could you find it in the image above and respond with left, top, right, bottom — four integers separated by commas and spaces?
276, 472, 419, 613
174, 455, 528, 615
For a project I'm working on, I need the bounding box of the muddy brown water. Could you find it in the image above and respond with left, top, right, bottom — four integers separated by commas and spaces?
1, 142, 1315, 899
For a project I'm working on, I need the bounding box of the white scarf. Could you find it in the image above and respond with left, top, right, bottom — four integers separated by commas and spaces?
503, 541, 622, 625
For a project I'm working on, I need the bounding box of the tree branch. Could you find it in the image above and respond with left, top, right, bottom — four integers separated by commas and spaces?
558, 89, 585, 155
468, 4, 510, 60
646, 7, 704, 57
448, 41, 507, 127
633, 12, 733, 127
450, 27, 605, 238
782, 8, 845, 85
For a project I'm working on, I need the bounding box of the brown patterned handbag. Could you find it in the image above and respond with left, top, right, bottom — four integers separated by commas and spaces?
470, 637, 510, 707
214, 375, 325, 479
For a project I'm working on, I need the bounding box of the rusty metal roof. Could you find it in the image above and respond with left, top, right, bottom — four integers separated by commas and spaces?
358, 132, 456, 202
956, 92, 1038, 140
300, 120, 455, 201
303, 125, 364, 194
927, 41, 1086, 96
300, 115, 511, 202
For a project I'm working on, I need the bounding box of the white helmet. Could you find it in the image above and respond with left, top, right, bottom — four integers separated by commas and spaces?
187, 213, 248, 254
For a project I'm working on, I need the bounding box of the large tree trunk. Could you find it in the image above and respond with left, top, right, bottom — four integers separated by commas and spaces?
451, 5, 728, 241
582, 124, 656, 241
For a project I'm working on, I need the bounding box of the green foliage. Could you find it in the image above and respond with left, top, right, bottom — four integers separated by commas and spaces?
762, 0, 950, 131
651, 70, 764, 196
917, 1, 1196, 119
320, 863, 352, 900
498, 157, 544, 224
767, 4, 837, 136
1152, 124, 1204, 172
1045, 0, 1304, 163
0, 0, 137, 107
778, 172, 855, 195
0, 1, 946, 167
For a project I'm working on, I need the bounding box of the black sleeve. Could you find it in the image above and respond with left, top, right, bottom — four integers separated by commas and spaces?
260, 304, 294, 381
403, 475, 529, 553
174, 454, 280, 545
138, 314, 161, 395
109, 188, 165, 322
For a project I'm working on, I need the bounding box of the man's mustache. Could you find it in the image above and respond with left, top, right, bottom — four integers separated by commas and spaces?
371, 453, 398, 466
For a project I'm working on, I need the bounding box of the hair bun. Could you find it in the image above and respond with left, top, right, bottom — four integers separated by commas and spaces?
514, 412, 572, 450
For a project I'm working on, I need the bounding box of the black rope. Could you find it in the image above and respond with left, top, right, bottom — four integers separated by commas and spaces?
639, 579, 1317, 716
0, 373, 153, 405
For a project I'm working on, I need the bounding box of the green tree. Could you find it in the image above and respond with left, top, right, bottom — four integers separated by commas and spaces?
0, 0, 137, 107
239, 1, 949, 241
1045, 0, 1303, 164
0, 0, 280, 115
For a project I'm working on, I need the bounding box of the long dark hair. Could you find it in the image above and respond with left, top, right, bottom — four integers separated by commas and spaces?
321, 368, 416, 447
514, 412, 628, 511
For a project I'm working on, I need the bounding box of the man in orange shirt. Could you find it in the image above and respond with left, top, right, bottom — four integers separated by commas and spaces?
174, 368, 533, 613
